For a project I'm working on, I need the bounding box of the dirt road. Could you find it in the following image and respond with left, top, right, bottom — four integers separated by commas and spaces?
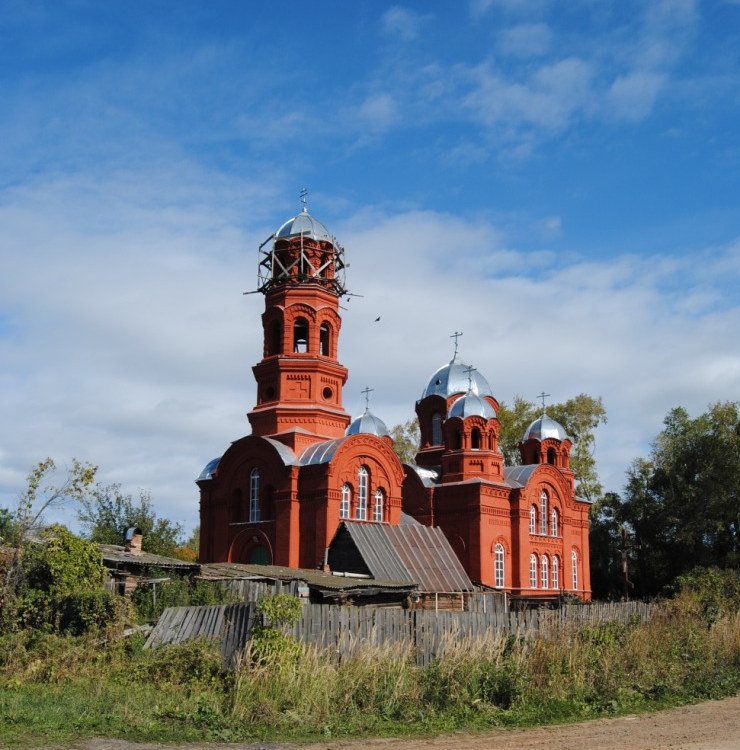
85, 695, 739, 750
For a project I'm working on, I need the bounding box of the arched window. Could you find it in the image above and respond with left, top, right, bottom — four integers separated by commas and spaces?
269, 321, 282, 355
319, 323, 330, 356
540, 490, 548, 535
453, 429, 462, 450
494, 544, 505, 588
356, 466, 368, 520
431, 413, 443, 445
249, 469, 260, 523
293, 318, 309, 353
373, 488, 384, 523
529, 505, 537, 534
547, 447, 557, 465
340, 484, 351, 519
541, 555, 549, 589
552, 556, 560, 590
572, 550, 579, 591
530, 554, 538, 588
551, 508, 559, 537
471, 427, 481, 450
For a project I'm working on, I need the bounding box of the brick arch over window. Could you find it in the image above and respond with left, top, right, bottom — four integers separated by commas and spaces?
228, 528, 274, 564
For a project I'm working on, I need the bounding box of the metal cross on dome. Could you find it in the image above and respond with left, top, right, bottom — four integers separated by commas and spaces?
537, 391, 551, 414
300, 187, 308, 211
450, 330, 463, 357
361, 386, 374, 410
464, 365, 476, 391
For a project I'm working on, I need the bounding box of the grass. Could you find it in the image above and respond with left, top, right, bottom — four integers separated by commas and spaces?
0, 594, 738, 747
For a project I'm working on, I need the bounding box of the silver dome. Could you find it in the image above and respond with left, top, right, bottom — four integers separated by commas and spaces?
197, 457, 220, 481
276, 208, 333, 242
421, 356, 493, 400
345, 408, 390, 438
448, 391, 496, 420
522, 414, 569, 442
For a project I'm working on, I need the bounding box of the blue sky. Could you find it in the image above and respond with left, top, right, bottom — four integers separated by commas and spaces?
1, 0, 738, 534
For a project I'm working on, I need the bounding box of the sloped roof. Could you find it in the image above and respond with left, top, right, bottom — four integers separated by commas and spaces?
99, 544, 200, 572
199, 561, 413, 592
335, 522, 474, 593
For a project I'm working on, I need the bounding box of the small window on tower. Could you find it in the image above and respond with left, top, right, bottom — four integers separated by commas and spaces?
320, 323, 331, 356
270, 321, 282, 355
293, 318, 309, 353
471, 427, 481, 450
432, 413, 443, 445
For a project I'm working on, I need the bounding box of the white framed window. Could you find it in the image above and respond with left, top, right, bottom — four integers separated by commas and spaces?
572, 550, 579, 591
249, 468, 260, 522
432, 412, 443, 445
494, 544, 505, 588
530, 554, 538, 588
540, 490, 548, 535
373, 488, 384, 523
529, 505, 537, 534
552, 556, 559, 590
356, 466, 368, 520
340, 484, 351, 519
541, 555, 549, 589
551, 507, 559, 536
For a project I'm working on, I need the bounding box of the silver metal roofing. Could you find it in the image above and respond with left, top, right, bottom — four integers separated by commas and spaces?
338, 522, 474, 593
503, 464, 539, 489
421, 355, 493, 400
345, 408, 390, 437
197, 457, 220, 481
447, 391, 496, 420
408, 465, 440, 487
276, 208, 333, 243
297, 437, 347, 466
522, 414, 569, 442
263, 436, 299, 466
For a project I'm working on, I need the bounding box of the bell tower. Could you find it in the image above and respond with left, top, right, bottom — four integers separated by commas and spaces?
247, 197, 351, 452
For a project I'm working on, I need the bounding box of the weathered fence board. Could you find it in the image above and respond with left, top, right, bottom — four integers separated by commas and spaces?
148, 597, 657, 667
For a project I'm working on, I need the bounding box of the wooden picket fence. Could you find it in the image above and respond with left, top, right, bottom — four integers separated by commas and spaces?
147, 595, 657, 667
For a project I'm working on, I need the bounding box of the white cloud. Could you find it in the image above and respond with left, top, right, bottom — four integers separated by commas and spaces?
381, 6, 428, 41
497, 23, 553, 58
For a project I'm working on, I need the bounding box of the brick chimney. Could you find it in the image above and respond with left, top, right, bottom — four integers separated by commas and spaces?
125, 526, 143, 555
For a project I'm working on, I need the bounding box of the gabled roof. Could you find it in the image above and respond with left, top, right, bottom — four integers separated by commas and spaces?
331, 522, 474, 593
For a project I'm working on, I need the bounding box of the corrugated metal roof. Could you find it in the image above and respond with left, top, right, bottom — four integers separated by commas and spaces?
297, 437, 347, 465
385, 525, 475, 593
341, 523, 415, 584
339, 522, 474, 593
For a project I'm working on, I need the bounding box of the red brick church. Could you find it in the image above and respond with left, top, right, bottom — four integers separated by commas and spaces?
197, 201, 591, 600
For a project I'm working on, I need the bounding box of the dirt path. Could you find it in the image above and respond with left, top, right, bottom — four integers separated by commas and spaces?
83, 696, 740, 750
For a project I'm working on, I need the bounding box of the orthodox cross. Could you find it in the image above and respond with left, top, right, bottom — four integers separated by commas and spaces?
300, 187, 308, 211
536, 391, 551, 414
618, 527, 640, 601
464, 365, 476, 391
361, 386, 374, 410
450, 330, 463, 357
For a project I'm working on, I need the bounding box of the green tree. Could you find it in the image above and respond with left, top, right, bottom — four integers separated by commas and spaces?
389, 418, 420, 465
77, 484, 183, 557
496, 396, 539, 465
600, 401, 740, 598
1, 459, 97, 619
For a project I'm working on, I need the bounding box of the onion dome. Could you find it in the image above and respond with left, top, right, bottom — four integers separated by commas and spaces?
197, 457, 220, 481
345, 408, 389, 438
522, 414, 569, 442
276, 207, 333, 242
448, 390, 496, 419
421, 355, 493, 399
